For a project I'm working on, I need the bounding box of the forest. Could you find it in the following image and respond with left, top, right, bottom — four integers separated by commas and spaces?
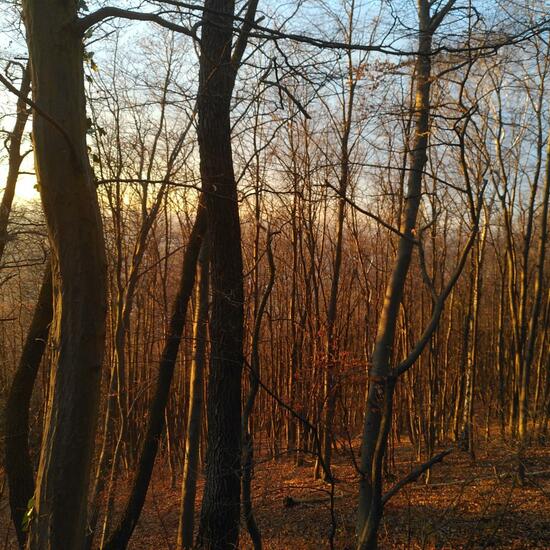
0, 0, 549, 549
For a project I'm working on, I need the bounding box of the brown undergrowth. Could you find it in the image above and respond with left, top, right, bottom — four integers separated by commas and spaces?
1, 438, 549, 549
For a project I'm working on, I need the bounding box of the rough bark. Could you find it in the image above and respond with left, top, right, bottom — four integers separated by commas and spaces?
22, 2, 108, 548
197, 0, 258, 547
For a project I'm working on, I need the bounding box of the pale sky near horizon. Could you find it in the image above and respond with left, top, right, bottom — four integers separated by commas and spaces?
0, 163, 40, 203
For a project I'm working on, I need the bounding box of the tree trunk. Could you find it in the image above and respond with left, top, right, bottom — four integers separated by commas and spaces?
197, 0, 257, 547
4, 260, 52, 549
356, 2, 449, 547
520, 132, 550, 441
177, 242, 209, 550
22, 2, 108, 548
104, 202, 206, 549
0, 64, 31, 265
242, 232, 276, 550
317, 51, 355, 480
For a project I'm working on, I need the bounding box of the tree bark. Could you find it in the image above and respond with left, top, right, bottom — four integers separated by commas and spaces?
197, 0, 258, 547
356, 2, 456, 547
21, 2, 108, 548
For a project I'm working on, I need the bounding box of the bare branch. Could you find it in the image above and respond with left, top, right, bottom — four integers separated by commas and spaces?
394, 217, 479, 377
382, 449, 452, 506
324, 180, 417, 243
77, 7, 195, 37
0, 72, 80, 165
430, 0, 457, 32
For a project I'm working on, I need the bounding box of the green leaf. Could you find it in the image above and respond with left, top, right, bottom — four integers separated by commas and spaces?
22, 496, 35, 532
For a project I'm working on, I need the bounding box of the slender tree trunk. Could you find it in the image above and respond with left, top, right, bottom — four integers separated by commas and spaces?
104, 202, 206, 550
461, 223, 488, 457
242, 232, 276, 550
315, 13, 358, 481
87, 188, 170, 549
0, 65, 31, 265
177, 242, 209, 550
496, 270, 507, 437
520, 132, 550, 442
4, 260, 52, 549
356, 3, 451, 547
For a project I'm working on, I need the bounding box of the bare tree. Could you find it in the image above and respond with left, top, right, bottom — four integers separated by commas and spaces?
0, 64, 30, 265
356, 2, 470, 548
196, 1, 259, 548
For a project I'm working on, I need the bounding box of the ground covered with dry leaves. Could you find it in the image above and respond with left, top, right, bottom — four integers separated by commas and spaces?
1, 438, 549, 549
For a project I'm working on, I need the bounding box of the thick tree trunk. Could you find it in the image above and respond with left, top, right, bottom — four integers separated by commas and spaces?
197, 2, 244, 546
22, 2, 108, 548
4, 260, 52, 549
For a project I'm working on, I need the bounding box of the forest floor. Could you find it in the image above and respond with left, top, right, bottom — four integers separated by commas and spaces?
1, 436, 549, 549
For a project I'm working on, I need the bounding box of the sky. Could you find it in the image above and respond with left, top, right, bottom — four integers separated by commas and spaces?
1, 0, 547, 205
0, 163, 39, 203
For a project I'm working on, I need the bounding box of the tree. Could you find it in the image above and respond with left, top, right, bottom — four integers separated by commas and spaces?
4, 260, 52, 548
355, 2, 471, 548
0, 64, 30, 265
177, 241, 209, 550
103, 200, 206, 549
21, 2, 108, 548
196, 1, 259, 547
0, 1, 547, 548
